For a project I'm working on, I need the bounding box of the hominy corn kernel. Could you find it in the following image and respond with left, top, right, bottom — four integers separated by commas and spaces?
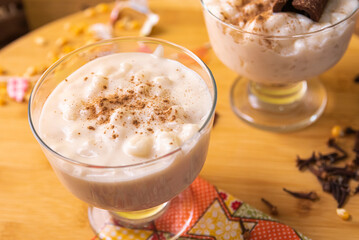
85, 39, 97, 46
83, 8, 96, 18
95, 3, 110, 13
336, 208, 350, 221
331, 125, 344, 138
55, 37, 68, 47
63, 22, 73, 31
23, 66, 37, 77
47, 51, 59, 64
34, 36, 46, 46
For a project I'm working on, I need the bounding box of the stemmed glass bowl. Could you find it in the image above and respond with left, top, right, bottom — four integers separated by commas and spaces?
28, 37, 217, 238
202, 1, 359, 131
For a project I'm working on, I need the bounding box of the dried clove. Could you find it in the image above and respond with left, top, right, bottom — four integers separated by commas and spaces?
344, 126, 357, 135
321, 165, 357, 179
354, 74, 359, 83
296, 152, 317, 170
354, 185, 359, 195
319, 152, 340, 164
261, 198, 278, 216
328, 138, 348, 155
353, 132, 359, 154
309, 166, 327, 180
239, 218, 251, 240
327, 138, 348, 161
353, 155, 359, 167
283, 188, 319, 201
330, 181, 350, 208
295, 126, 359, 210
213, 112, 219, 127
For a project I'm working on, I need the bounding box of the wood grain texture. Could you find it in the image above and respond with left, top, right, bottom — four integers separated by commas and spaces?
0, 0, 359, 239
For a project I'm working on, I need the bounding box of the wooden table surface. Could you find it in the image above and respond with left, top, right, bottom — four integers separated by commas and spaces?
0, 0, 359, 239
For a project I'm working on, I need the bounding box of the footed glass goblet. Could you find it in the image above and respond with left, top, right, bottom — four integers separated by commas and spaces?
202, 1, 359, 131
28, 37, 217, 239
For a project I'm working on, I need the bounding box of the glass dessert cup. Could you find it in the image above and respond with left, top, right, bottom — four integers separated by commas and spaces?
202, 2, 359, 132
28, 37, 217, 238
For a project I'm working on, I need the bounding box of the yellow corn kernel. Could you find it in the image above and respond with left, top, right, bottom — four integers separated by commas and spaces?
47, 51, 59, 64
72, 27, 82, 36
336, 208, 350, 221
95, 3, 110, 13
0, 67, 5, 75
55, 37, 68, 47
62, 45, 75, 54
83, 8, 96, 18
331, 125, 343, 138
0, 97, 6, 106
115, 20, 126, 30
128, 20, 140, 30
0, 87, 7, 106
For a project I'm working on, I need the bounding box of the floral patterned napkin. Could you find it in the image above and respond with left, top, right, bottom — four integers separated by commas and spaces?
94, 178, 310, 240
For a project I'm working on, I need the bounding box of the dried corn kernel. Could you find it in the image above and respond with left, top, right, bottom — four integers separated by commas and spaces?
0, 84, 6, 106
23, 66, 37, 77
95, 3, 110, 13
85, 39, 97, 46
336, 208, 350, 221
24, 90, 32, 102
331, 125, 344, 138
34, 36, 46, 46
63, 22, 72, 31
0, 86, 7, 105
62, 45, 75, 54
83, 8, 96, 17
47, 51, 59, 64
72, 23, 88, 36
128, 20, 140, 30
0, 98, 6, 105
115, 19, 126, 30
55, 37, 68, 47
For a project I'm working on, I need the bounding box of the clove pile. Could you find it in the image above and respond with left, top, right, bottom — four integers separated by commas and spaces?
295, 127, 359, 208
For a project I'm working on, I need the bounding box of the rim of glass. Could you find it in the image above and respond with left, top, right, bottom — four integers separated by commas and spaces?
28, 36, 217, 169
201, 0, 359, 39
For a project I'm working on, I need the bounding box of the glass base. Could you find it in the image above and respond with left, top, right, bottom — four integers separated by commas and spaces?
230, 77, 327, 132
88, 187, 194, 240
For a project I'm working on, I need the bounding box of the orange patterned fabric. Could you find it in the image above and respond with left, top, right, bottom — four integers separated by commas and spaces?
95, 178, 309, 240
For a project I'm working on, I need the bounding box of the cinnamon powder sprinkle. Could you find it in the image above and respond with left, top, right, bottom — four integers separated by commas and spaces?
88, 126, 95, 130
80, 83, 179, 128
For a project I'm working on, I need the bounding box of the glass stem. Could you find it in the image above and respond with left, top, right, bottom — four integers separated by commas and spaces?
248, 80, 307, 112
110, 202, 169, 227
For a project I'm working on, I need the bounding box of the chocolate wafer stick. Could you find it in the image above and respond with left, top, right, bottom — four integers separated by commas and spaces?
292, 0, 328, 22
273, 0, 289, 12
273, 0, 329, 22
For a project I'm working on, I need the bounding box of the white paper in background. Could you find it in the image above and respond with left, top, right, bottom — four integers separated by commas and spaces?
129, 0, 150, 14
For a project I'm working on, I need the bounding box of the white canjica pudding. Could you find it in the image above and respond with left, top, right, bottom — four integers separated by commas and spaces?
38, 49, 213, 211
202, 0, 359, 84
